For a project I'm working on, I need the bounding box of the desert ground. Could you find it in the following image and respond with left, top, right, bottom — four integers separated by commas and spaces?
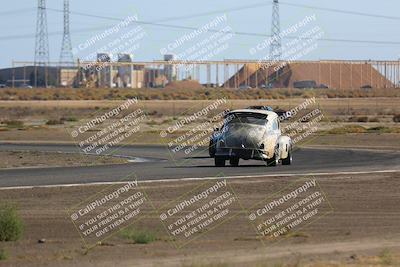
0, 96, 399, 266
0, 171, 399, 267
0, 98, 399, 145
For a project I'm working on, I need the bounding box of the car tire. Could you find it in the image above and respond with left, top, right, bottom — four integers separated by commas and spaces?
215, 157, 226, 167
266, 153, 278, 167
282, 150, 292, 165
229, 157, 240, 167
209, 139, 216, 158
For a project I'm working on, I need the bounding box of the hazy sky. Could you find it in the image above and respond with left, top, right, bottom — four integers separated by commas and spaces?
1, 0, 399, 68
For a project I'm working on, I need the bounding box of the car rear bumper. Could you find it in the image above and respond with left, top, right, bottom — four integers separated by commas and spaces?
215, 148, 269, 160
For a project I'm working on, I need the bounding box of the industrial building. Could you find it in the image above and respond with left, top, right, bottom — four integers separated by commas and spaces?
0, 66, 61, 87
223, 61, 397, 89
1, 59, 399, 89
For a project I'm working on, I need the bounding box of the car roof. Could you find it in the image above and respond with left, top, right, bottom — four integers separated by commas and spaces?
247, 106, 273, 111
229, 109, 278, 118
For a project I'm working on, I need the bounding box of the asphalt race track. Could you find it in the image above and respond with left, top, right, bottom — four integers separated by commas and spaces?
0, 143, 399, 188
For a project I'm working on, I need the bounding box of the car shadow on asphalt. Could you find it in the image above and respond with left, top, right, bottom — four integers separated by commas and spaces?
183, 156, 211, 159
165, 164, 276, 168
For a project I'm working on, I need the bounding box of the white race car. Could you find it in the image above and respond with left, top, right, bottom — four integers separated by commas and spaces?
212, 109, 292, 167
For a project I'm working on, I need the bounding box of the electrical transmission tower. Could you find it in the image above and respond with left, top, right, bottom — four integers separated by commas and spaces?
59, 0, 74, 66
34, 0, 50, 66
269, 0, 282, 61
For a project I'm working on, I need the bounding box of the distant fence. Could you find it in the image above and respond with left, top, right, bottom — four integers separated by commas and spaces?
7, 59, 400, 89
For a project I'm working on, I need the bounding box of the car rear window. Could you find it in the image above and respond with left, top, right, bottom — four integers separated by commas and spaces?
227, 113, 268, 126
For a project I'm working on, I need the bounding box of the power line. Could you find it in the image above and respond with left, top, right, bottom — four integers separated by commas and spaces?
4, 27, 400, 47
45, 1, 272, 24
1, 4, 400, 46
280, 1, 400, 21
0, 8, 35, 16
45, 7, 400, 46
48, 8, 268, 36
2, 14, 400, 46
0, 2, 271, 40
153, 1, 272, 23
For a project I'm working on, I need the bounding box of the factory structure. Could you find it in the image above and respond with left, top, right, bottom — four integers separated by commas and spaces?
2, 57, 399, 89
1, 54, 175, 88
223, 61, 397, 89
79, 53, 176, 88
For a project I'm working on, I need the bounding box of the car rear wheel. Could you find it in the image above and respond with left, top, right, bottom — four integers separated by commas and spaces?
229, 157, 240, 167
282, 150, 292, 165
209, 139, 216, 158
215, 157, 226, 167
266, 153, 278, 167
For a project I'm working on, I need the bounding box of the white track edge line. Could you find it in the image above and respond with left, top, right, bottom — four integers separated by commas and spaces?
0, 169, 399, 191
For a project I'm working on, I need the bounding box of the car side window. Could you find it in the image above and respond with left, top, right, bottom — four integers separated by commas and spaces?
272, 119, 279, 131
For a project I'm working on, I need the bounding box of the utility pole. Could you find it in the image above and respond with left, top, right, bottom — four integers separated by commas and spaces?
35, 0, 50, 66
59, 0, 74, 66
269, 0, 282, 62
34, 0, 50, 87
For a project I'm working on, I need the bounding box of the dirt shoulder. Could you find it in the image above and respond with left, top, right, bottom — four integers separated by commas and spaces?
304, 133, 400, 150
1, 130, 399, 151
0, 172, 399, 266
0, 150, 127, 169
0, 98, 399, 151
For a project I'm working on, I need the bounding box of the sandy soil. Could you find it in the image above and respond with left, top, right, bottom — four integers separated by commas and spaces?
1, 128, 399, 151
305, 133, 400, 150
0, 151, 127, 169
0, 99, 399, 266
0, 172, 399, 266
0, 98, 399, 150
0, 98, 399, 118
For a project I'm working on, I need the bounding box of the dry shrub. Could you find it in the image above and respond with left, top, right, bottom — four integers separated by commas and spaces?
0, 204, 24, 242
393, 114, 400, 123
0, 87, 399, 101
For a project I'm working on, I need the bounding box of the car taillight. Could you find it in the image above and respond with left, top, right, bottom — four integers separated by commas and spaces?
219, 140, 225, 147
